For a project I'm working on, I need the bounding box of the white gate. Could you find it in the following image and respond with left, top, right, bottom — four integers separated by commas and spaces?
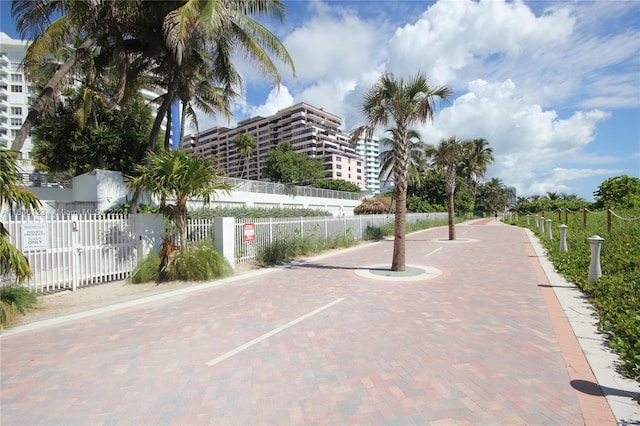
2, 213, 137, 292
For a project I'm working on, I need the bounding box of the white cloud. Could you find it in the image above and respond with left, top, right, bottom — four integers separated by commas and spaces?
248, 85, 295, 117
419, 79, 612, 197
387, 0, 574, 86
282, 5, 382, 86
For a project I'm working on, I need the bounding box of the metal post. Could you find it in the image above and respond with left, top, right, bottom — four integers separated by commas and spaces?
545, 219, 553, 240
558, 224, 568, 252
587, 235, 604, 284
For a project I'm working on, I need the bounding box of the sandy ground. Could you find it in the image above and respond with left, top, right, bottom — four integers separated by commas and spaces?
10, 263, 261, 327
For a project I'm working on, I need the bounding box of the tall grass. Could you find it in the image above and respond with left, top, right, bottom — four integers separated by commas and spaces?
0, 285, 37, 325
131, 240, 232, 283
513, 209, 640, 380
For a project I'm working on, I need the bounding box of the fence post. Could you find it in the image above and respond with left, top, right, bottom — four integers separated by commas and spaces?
71, 214, 79, 291
557, 209, 561, 222
583, 207, 587, 227
564, 208, 568, 225
607, 208, 612, 232
587, 235, 604, 284
558, 224, 568, 252
213, 217, 236, 269
545, 219, 553, 240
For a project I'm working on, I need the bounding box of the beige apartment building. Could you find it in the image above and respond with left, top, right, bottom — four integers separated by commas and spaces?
183, 102, 367, 189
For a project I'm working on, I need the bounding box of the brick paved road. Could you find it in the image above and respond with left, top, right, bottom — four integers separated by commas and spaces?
1, 220, 615, 425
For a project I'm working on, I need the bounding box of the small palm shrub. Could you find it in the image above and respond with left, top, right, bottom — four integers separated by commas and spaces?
0, 285, 37, 325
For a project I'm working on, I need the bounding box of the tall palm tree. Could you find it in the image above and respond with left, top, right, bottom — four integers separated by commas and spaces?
10, 0, 141, 151
425, 137, 469, 241
461, 138, 494, 208
0, 149, 41, 282
233, 133, 257, 179
378, 128, 426, 186
128, 150, 230, 254
352, 72, 452, 271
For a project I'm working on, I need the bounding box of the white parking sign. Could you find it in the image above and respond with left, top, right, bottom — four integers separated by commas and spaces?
22, 223, 48, 251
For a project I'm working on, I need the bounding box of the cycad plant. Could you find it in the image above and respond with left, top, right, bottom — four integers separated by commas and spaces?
128, 150, 230, 253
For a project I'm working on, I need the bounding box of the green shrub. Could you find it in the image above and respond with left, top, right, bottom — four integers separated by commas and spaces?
165, 242, 232, 282
189, 206, 329, 219
0, 285, 37, 325
516, 208, 640, 380
131, 252, 160, 283
257, 231, 356, 266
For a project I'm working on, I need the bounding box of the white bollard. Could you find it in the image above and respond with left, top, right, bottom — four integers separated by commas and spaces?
558, 224, 568, 252
539, 217, 545, 234
534, 214, 539, 227
526, 214, 530, 225
587, 235, 605, 284
545, 219, 553, 240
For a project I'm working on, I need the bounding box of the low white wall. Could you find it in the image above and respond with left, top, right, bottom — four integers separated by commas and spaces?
26, 170, 365, 216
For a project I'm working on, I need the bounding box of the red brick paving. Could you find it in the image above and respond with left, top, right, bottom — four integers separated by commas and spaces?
1, 221, 615, 425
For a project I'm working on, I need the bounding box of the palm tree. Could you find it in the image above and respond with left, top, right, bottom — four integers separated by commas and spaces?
378, 128, 426, 187
0, 149, 41, 282
461, 138, 494, 208
10, 0, 141, 152
425, 137, 469, 241
127, 150, 230, 254
233, 133, 257, 179
352, 72, 452, 271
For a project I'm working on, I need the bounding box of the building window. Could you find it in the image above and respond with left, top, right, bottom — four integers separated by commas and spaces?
336, 164, 342, 169
337, 172, 342, 177
11, 85, 23, 93
11, 107, 22, 115
11, 118, 22, 126
336, 157, 342, 162
11, 74, 22, 82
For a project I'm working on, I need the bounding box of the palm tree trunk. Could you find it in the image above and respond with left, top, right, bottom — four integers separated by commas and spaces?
391, 125, 409, 272
391, 185, 407, 271
11, 35, 99, 152
128, 89, 175, 214
447, 191, 456, 240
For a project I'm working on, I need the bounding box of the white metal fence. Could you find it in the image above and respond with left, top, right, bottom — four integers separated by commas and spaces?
3, 212, 447, 292
233, 213, 445, 264
2, 213, 137, 292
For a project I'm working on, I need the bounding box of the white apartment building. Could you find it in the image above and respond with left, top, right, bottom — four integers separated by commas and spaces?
0, 32, 37, 169
354, 134, 380, 194
184, 102, 367, 189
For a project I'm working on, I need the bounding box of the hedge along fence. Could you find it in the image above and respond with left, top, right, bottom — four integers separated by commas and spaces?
509, 208, 640, 380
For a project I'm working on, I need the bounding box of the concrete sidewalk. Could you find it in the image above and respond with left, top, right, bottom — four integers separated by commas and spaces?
1, 219, 638, 425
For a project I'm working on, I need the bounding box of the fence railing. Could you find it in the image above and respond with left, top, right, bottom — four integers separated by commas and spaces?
178, 212, 447, 264
510, 207, 640, 232
2, 213, 137, 293
222, 177, 364, 201
3, 212, 447, 291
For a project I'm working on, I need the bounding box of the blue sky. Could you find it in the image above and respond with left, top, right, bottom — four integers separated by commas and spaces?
2, 0, 639, 200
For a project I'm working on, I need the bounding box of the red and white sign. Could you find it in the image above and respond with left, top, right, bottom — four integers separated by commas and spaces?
243, 223, 256, 242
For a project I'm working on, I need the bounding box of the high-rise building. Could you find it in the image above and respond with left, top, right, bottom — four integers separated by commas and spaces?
0, 32, 37, 167
184, 102, 367, 189
354, 134, 380, 194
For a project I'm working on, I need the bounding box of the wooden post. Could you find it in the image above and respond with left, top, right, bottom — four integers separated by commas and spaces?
583, 207, 587, 227
607, 208, 612, 233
